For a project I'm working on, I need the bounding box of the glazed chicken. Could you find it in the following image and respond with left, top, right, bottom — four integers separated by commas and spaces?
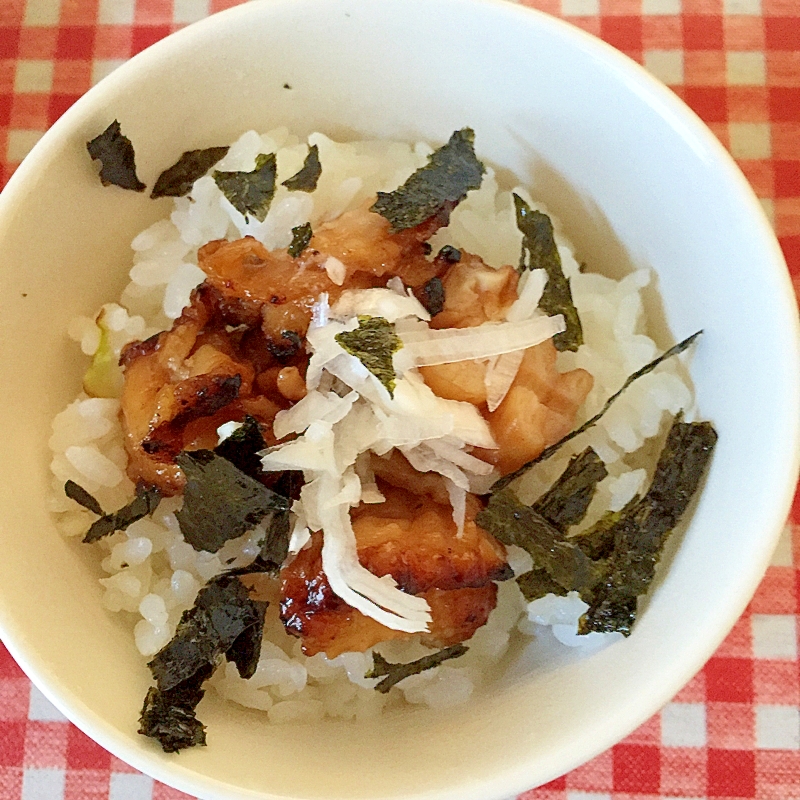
117, 196, 592, 655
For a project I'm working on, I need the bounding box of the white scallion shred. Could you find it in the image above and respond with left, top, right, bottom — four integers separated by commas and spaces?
484, 349, 525, 412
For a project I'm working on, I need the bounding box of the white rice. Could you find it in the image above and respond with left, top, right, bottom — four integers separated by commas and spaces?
49, 129, 692, 720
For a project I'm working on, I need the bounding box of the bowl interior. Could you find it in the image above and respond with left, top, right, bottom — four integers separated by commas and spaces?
0, 0, 798, 799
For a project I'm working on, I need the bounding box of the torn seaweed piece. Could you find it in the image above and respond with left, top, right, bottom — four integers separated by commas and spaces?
68, 481, 161, 544
175, 450, 291, 553
282, 144, 321, 192
64, 479, 103, 516
492, 331, 703, 492
366, 644, 468, 693
213, 152, 277, 222
514, 193, 582, 352
148, 574, 267, 692
138, 663, 212, 753
335, 316, 402, 396
579, 415, 718, 636
225, 610, 265, 680
532, 447, 607, 533
288, 222, 313, 258
86, 120, 146, 192
370, 128, 485, 232
214, 415, 266, 482
476, 490, 604, 596
516, 567, 569, 602
151, 146, 230, 198
416, 276, 445, 316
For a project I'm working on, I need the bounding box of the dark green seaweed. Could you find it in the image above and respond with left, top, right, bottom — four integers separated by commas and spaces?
532, 447, 608, 533
138, 663, 212, 753
65, 480, 160, 544
214, 415, 267, 482
366, 645, 468, 693
213, 153, 277, 222
579, 415, 717, 635
335, 316, 402, 396
282, 144, 321, 192
514, 193, 582, 352
287, 222, 313, 258
86, 120, 146, 192
476, 490, 605, 596
370, 128, 484, 231
492, 331, 703, 491
147, 574, 267, 692
175, 450, 290, 553
151, 146, 230, 198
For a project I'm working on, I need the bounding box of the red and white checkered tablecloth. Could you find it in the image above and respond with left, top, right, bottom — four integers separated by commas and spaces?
1, 1, 799, 798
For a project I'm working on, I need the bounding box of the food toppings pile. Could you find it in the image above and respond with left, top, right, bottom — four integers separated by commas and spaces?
68, 125, 717, 752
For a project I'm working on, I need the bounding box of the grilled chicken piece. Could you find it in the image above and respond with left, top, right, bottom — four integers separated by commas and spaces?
198, 201, 450, 340
280, 532, 501, 658
119, 285, 283, 495
279, 487, 510, 657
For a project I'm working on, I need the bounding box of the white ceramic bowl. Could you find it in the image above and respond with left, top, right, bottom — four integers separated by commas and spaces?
0, 1, 798, 798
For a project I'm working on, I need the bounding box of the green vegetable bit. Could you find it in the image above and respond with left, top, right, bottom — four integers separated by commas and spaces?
335, 316, 402, 396
492, 331, 703, 491
366, 644, 468, 693
213, 153, 277, 222
86, 120, 146, 192
288, 222, 313, 258
371, 128, 485, 231
151, 146, 230, 199
175, 450, 290, 553
514, 193, 582, 352
579, 414, 717, 636
282, 144, 321, 192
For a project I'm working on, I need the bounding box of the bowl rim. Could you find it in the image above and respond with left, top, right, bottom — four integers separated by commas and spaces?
1, 0, 799, 798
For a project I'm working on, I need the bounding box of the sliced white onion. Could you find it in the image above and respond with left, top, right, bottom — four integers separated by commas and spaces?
505, 269, 547, 322
399, 315, 565, 367
484, 349, 525, 412
445, 479, 467, 538
273, 390, 357, 439
331, 287, 430, 323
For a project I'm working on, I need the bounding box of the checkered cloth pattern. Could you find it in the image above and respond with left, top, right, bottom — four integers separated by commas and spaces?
1, 0, 799, 798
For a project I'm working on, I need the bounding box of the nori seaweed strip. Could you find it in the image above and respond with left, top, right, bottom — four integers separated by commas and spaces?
148, 574, 267, 692
86, 120, 146, 192
214, 415, 266, 482
213, 153, 277, 222
532, 447, 608, 533
64, 479, 103, 516
225, 613, 265, 680
175, 450, 290, 553
282, 144, 321, 192
371, 128, 485, 232
366, 645, 468, 693
288, 222, 313, 257
476, 490, 605, 595
579, 415, 718, 636
335, 316, 402, 396
492, 331, 703, 491
151, 146, 230, 198
514, 193, 582, 352
509, 448, 608, 602
67, 481, 161, 544
138, 663, 212, 753
516, 568, 569, 602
